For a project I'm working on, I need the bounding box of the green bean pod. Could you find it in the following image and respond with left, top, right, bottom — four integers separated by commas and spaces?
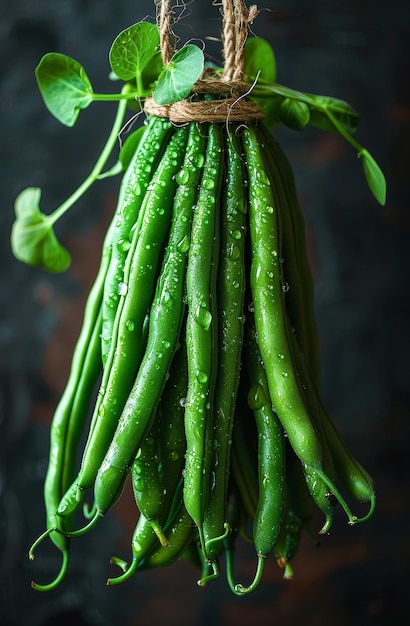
246, 325, 285, 558
183, 123, 222, 550
57, 127, 189, 520
131, 428, 168, 546
316, 412, 376, 521
60, 308, 103, 495
304, 466, 337, 534
255, 123, 321, 388
243, 127, 325, 473
107, 345, 189, 585
43, 213, 115, 548
232, 324, 286, 595
93, 122, 205, 514
101, 116, 173, 363
136, 500, 196, 571
244, 127, 360, 527
202, 127, 247, 566
274, 451, 317, 579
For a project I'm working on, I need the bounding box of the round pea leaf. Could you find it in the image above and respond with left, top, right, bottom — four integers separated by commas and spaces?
153, 45, 204, 105
309, 95, 360, 134
244, 37, 277, 84
109, 22, 160, 82
35, 53, 94, 127
279, 98, 310, 130
11, 187, 71, 272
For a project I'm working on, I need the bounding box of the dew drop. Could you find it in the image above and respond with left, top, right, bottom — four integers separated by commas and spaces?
176, 168, 190, 185
133, 476, 145, 492
197, 370, 208, 384
161, 290, 173, 307
177, 234, 190, 253
118, 282, 128, 296
247, 384, 267, 410
117, 239, 131, 253
193, 153, 204, 168
201, 178, 215, 191
231, 229, 242, 240
125, 319, 135, 333
226, 242, 240, 260
168, 449, 179, 462
195, 305, 212, 331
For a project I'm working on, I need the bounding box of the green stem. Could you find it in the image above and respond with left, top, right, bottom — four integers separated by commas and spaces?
48, 85, 130, 226
253, 82, 362, 148
91, 90, 145, 102
322, 106, 363, 152
252, 82, 317, 106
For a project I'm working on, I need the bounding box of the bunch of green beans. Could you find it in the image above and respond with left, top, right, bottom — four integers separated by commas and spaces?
29, 113, 375, 595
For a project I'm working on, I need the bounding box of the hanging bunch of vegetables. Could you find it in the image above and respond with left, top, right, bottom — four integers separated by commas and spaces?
13, 0, 385, 595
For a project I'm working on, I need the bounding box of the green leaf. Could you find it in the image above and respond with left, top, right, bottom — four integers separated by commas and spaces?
35, 53, 94, 127
358, 149, 387, 205
244, 37, 277, 84
279, 98, 310, 130
153, 45, 204, 105
309, 95, 360, 134
141, 51, 164, 91
109, 22, 160, 82
11, 188, 71, 272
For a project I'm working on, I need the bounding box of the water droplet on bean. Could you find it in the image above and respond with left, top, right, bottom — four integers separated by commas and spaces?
118, 282, 128, 296
196, 370, 208, 384
195, 305, 212, 331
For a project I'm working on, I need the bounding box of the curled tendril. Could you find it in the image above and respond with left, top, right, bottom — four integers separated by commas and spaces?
307, 466, 355, 525
233, 554, 266, 596
197, 561, 219, 586
29, 530, 70, 592
82, 500, 97, 520
29, 527, 58, 560
107, 555, 139, 586
205, 522, 231, 552
197, 523, 230, 585
109, 556, 129, 574
349, 490, 376, 525
63, 509, 102, 537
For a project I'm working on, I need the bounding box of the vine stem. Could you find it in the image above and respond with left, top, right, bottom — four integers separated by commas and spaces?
48, 84, 130, 225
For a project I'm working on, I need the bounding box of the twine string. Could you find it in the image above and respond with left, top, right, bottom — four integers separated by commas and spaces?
145, 0, 263, 122
156, 0, 175, 66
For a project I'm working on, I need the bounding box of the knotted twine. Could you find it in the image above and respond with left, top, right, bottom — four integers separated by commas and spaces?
144, 0, 264, 123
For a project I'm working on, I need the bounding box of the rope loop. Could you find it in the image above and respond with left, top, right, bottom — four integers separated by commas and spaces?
146, 0, 263, 123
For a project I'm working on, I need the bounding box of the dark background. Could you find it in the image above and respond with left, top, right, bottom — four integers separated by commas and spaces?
1, 0, 409, 624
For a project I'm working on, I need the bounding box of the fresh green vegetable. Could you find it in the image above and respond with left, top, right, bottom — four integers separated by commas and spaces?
20, 2, 382, 596
184, 123, 222, 555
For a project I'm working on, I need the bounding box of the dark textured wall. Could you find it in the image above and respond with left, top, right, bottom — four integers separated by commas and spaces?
1, 1, 409, 625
